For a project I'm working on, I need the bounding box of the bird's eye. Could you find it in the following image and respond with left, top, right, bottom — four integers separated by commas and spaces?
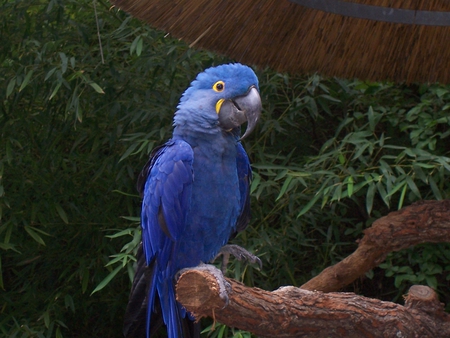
213, 81, 225, 92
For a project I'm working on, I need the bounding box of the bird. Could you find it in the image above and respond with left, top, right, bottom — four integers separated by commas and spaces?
123, 63, 262, 338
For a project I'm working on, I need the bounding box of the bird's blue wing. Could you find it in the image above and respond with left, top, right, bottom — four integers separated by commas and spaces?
234, 142, 252, 234
140, 139, 194, 268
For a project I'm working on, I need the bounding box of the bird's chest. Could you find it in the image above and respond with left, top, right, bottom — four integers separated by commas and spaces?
182, 143, 240, 261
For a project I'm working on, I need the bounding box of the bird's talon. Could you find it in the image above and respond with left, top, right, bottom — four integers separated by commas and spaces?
214, 244, 262, 272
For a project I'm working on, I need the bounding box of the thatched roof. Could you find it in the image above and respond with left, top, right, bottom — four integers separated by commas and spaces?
111, 0, 450, 84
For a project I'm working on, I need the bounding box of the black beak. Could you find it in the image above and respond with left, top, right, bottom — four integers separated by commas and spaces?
218, 86, 262, 140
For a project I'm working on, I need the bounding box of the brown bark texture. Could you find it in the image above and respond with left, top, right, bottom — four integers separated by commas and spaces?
302, 200, 450, 292
175, 200, 450, 337
177, 271, 450, 338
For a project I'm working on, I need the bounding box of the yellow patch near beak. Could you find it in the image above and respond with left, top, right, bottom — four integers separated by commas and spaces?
215, 99, 225, 114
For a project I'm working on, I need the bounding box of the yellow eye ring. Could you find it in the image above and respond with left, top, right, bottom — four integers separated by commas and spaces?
213, 81, 225, 92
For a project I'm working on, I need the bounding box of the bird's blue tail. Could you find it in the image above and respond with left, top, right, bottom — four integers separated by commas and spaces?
155, 276, 185, 338
123, 244, 199, 338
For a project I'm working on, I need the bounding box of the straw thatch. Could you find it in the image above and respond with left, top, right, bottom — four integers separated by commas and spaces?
111, 0, 450, 84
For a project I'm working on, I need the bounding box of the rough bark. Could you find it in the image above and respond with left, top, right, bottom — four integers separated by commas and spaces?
302, 200, 450, 292
175, 200, 450, 337
176, 270, 450, 338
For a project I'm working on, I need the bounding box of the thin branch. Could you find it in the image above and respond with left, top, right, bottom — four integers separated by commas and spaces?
93, 0, 105, 64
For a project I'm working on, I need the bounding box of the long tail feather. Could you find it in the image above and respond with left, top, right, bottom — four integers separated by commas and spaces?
123, 244, 200, 338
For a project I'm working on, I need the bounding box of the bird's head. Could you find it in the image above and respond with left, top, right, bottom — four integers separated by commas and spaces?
174, 63, 262, 140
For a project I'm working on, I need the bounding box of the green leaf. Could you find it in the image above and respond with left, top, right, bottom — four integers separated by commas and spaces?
119, 142, 139, 162
398, 184, 407, 209
76, 101, 83, 122
386, 179, 407, 198
276, 175, 293, 201
367, 106, 375, 132
19, 70, 33, 92
127, 262, 135, 282
429, 177, 443, 200
55, 204, 69, 224
91, 265, 122, 295
24, 226, 46, 246
45, 67, 57, 81
331, 182, 342, 202
366, 182, 376, 215
346, 176, 354, 197
0, 242, 20, 252
106, 228, 134, 239
43, 310, 50, 328
49, 82, 62, 100
250, 172, 261, 194
298, 190, 322, 217
136, 36, 143, 56
6, 78, 16, 98
89, 81, 105, 94
64, 294, 76, 312
130, 35, 141, 55
405, 176, 421, 199
59, 52, 68, 74
81, 269, 89, 294
376, 181, 389, 207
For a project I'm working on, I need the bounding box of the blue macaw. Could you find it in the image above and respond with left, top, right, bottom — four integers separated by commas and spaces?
123, 63, 262, 338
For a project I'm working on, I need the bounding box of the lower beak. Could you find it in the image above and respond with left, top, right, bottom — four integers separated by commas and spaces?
218, 86, 262, 140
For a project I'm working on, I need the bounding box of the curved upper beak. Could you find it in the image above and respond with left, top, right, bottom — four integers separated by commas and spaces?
217, 86, 262, 140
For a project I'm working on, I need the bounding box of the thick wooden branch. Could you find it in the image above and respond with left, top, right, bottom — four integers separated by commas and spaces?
175, 200, 450, 337
301, 200, 450, 292
176, 270, 450, 338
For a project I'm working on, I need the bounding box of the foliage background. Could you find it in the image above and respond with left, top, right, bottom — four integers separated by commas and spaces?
1, 0, 450, 337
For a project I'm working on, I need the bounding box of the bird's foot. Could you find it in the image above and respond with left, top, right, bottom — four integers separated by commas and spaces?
177, 263, 231, 307
214, 244, 262, 274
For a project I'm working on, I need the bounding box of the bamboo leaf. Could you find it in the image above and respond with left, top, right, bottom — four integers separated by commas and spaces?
49, 82, 62, 100
64, 294, 76, 312
55, 204, 69, 224
347, 176, 354, 197
91, 265, 122, 295
6, 78, 16, 98
89, 82, 105, 94
276, 175, 293, 201
43, 310, 50, 328
119, 142, 140, 162
368, 106, 375, 132
24, 226, 46, 246
59, 52, 68, 74
298, 190, 322, 217
405, 176, 421, 199
19, 70, 33, 92
250, 172, 261, 194
398, 184, 407, 209
366, 182, 376, 215
81, 269, 89, 294
136, 36, 143, 56
44, 67, 57, 81
429, 177, 443, 200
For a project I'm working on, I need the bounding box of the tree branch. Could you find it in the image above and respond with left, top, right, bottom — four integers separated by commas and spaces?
175, 200, 450, 337
302, 200, 450, 292
176, 270, 450, 337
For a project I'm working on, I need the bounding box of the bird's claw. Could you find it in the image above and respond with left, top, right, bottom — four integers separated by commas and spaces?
214, 244, 262, 273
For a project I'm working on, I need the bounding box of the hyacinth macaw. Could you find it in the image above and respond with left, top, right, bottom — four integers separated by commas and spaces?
123, 63, 262, 338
